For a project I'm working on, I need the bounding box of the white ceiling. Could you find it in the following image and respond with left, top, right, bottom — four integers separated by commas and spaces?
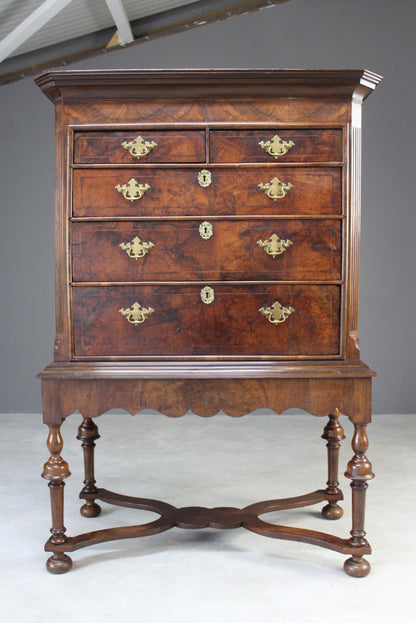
1, 0, 199, 57
0, 1, 290, 85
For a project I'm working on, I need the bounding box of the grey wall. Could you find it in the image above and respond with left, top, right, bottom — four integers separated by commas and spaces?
0, 0, 415, 413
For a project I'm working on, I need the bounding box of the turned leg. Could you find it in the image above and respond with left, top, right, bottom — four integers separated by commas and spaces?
42, 424, 72, 574
321, 409, 345, 519
77, 418, 102, 518
344, 422, 374, 577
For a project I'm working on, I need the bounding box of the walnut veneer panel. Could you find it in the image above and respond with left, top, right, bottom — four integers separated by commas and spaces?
74, 130, 206, 164
72, 219, 342, 282
210, 129, 342, 163
72, 167, 341, 217
72, 284, 341, 358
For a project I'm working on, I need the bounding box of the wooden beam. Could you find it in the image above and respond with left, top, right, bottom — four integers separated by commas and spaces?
104, 0, 134, 45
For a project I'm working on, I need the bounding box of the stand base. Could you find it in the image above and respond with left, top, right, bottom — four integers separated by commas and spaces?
45, 487, 371, 575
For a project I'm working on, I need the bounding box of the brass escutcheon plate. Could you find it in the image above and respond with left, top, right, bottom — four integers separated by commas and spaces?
198, 169, 212, 187
200, 286, 215, 304
199, 221, 214, 240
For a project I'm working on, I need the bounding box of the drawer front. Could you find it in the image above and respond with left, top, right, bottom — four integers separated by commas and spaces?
72, 167, 341, 217
72, 284, 341, 357
210, 129, 342, 163
72, 219, 342, 282
74, 130, 206, 164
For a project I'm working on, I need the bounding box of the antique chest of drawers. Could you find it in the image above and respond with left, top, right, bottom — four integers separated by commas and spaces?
36, 69, 381, 576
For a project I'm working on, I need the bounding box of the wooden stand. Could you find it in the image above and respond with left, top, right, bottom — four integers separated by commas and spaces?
40, 362, 375, 577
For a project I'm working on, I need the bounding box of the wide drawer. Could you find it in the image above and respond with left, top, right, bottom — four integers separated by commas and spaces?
72, 167, 341, 217
72, 284, 341, 357
73, 130, 206, 164
210, 129, 342, 163
72, 219, 342, 282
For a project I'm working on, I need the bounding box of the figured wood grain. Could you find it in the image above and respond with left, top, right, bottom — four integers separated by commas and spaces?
210, 128, 342, 163
72, 167, 341, 217
74, 130, 206, 164
71, 284, 341, 358
71, 218, 342, 282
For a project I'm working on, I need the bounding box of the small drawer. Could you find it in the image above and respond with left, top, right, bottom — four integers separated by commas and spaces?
72, 284, 341, 358
72, 167, 341, 217
210, 129, 342, 163
73, 130, 206, 164
72, 219, 342, 282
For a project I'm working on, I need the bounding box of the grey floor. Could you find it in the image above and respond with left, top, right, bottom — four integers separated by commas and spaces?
1, 412, 415, 622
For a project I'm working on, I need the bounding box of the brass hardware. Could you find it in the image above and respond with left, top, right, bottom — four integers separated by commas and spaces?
258, 177, 293, 201
119, 235, 154, 260
199, 221, 214, 240
258, 134, 295, 158
121, 135, 157, 159
256, 234, 293, 258
198, 169, 212, 187
119, 301, 154, 325
200, 286, 215, 305
115, 178, 151, 202
259, 301, 295, 324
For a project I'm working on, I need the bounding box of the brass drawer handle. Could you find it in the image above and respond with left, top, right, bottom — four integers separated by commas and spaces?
121, 135, 157, 159
258, 134, 295, 158
199, 221, 213, 240
258, 177, 293, 201
200, 286, 215, 304
115, 178, 151, 202
119, 301, 154, 325
257, 234, 293, 258
259, 301, 295, 324
119, 235, 154, 259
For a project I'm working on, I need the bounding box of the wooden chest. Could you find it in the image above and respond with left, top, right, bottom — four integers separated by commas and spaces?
36, 69, 381, 576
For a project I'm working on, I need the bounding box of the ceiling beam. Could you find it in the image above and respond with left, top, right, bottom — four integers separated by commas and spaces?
0, 0, 73, 64
104, 0, 134, 45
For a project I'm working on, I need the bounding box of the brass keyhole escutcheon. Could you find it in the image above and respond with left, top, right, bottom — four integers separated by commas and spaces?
200, 286, 215, 305
199, 221, 214, 240
198, 169, 212, 187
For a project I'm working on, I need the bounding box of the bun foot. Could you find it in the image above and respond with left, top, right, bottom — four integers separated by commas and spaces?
321, 502, 343, 519
344, 555, 371, 577
80, 501, 102, 517
46, 553, 73, 574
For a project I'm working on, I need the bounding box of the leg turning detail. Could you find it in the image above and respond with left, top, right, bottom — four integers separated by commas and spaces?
42, 425, 72, 574
77, 418, 102, 518
321, 409, 345, 519
344, 422, 374, 577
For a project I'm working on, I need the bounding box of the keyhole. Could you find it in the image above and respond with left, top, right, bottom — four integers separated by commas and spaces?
200, 286, 214, 304
198, 169, 212, 187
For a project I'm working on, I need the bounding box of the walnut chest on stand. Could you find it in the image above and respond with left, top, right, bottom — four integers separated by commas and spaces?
35, 69, 381, 576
